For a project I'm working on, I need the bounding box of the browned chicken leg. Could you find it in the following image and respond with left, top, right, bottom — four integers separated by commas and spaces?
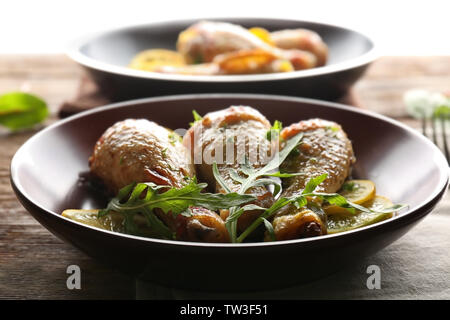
89, 119, 229, 242
268, 119, 355, 241
183, 106, 275, 234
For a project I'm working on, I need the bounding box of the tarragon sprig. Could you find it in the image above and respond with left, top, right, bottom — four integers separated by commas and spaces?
213, 132, 304, 242
98, 178, 255, 239
233, 173, 407, 243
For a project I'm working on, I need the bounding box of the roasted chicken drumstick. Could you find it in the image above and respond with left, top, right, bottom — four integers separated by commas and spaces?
184, 106, 276, 234
268, 119, 355, 240
89, 119, 229, 242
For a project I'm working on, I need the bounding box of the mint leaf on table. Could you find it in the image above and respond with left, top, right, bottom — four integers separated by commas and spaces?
404, 89, 450, 119
0, 92, 48, 131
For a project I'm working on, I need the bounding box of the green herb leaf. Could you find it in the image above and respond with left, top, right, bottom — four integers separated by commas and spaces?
265, 171, 304, 178
226, 204, 264, 224
236, 172, 405, 242
246, 178, 282, 198
0, 92, 48, 131
237, 133, 303, 194
302, 173, 328, 194
342, 182, 356, 191
189, 110, 203, 127
228, 169, 247, 184
327, 126, 339, 132
141, 207, 174, 239
262, 218, 276, 241
258, 133, 303, 176
293, 195, 307, 209
240, 156, 255, 176
99, 179, 255, 239
220, 133, 303, 242
266, 120, 283, 141
168, 132, 182, 146
212, 162, 232, 193
236, 196, 294, 243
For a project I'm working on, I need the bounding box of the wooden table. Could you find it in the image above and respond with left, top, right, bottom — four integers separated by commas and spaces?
0, 55, 449, 299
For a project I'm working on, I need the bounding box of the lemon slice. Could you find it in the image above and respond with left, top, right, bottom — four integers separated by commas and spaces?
62, 209, 124, 231
129, 49, 186, 72
324, 180, 376, 215
327, 195, 394, 234
249, 27, 275, 46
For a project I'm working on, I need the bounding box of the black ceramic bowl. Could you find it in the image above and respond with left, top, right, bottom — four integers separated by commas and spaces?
10, 94, 448, 291
67, 18, 376, 101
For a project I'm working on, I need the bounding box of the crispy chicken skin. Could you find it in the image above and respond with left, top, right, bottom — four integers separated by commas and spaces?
270, 29, 328, 66
176, 207, 230, 243
89, 119, 194, 194
268, 119, 355, 241
183, 106, 275, 233
280, 119, 355, 194
89, 119, 229, 242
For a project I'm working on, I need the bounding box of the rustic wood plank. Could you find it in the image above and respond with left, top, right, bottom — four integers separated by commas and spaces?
0, 55, 134, 299
352, 56, 450, 118
0, 55, 448, 299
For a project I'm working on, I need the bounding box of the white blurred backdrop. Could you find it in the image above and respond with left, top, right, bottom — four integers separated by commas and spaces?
0, 0, 449, 55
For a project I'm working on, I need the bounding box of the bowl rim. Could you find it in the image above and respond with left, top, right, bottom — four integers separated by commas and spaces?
66, 17, 378, 83
10, 93, 449, 248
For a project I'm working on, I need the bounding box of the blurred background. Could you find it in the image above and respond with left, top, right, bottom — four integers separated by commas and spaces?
1, 0, 448, 55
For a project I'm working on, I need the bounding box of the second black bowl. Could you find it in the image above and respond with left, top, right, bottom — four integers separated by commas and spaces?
68, 18, 376, 101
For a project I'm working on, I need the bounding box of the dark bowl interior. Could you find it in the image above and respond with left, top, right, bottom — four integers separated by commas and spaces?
69, 18, 376, 101
10, 94, 448, 291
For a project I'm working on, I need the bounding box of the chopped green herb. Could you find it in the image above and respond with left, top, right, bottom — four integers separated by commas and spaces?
326, 126, 339, 132
168, 132, 181, 146
189, 110, 203, 127
266, 120, 283, 141
161, 148, 168, 158
342, 181, 356, 191
264, 171, 304, 178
